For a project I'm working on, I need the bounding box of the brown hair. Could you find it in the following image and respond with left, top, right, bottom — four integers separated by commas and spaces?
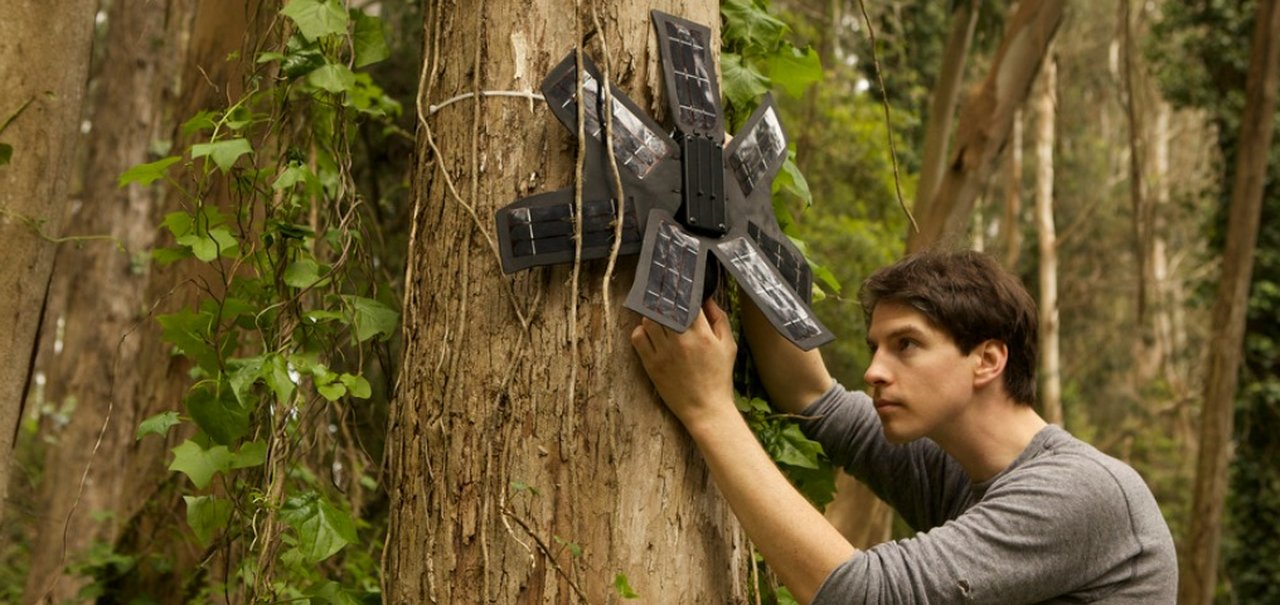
858, 250, 1038, 405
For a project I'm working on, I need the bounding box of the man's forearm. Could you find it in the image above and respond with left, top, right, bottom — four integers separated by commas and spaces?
684, 405, 855, 604
741, 299, 834, 414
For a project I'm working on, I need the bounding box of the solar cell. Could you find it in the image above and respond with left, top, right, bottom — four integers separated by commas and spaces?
715, 236, 831, 349
498, 193, 641, 272
729, 100, 787, 196
543, 56, 673, 179
747, 222, 812, 304
653, 12, 722, 138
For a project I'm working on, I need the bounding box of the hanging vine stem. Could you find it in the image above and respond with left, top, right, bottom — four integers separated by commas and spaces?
566, 0, 589, 444
413, 82, 532, 331
856, 0, 918, 233
589, 1, 630, 340
426, 90, 545, 117
499, 504, 595, 604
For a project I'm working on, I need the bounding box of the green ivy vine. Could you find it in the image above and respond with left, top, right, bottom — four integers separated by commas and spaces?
721, 1, 839, 603
118, 0, 402, 601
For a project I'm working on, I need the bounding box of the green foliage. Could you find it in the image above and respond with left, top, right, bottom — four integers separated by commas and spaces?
98, 2, 404, 600
736, 396, 836, 509
720, 0, 838, 499
135, 410, 182, 440
280, 492, 360, 563
719, 0, 823, 131
117, 155, 181, 186
613, 572, 640, 599
841, 0, 1004, 169
280, 0, 349, 42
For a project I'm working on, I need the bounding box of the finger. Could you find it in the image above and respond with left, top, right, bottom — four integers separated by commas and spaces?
631, 321, 655, 354
704, 298, 726, 325
687, 306, 712, 337
701, 299, 729, 339
640, 317, 669, 346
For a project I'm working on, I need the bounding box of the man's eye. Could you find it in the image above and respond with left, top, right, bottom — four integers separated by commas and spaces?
897, 339, 917, 352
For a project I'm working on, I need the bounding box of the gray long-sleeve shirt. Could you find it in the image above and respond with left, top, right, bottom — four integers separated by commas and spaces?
801, 384, 1177, 604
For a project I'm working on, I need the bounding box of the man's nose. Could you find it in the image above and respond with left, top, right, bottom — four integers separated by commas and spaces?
864, 352, 889, 386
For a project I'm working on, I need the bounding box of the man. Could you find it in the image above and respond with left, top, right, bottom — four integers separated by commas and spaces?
630, 250, 1176, 604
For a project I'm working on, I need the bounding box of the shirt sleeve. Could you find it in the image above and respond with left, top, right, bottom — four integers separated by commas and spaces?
800, 383, 972, 530
810, 453, 1147, 604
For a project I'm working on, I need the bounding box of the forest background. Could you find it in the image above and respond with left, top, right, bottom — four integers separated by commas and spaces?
1, 0, 1277, 603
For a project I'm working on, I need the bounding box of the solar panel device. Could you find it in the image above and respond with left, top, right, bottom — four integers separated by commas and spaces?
494, 10, 833, 351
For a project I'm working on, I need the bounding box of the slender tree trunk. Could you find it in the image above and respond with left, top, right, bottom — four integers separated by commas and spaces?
386, 1, 749, 602
913, 0, 981, 223
0, 0, 97, 509
1179, 0, 1280, 602
1002, 109, 1024, 269
19, 2, 191, 601
1149, 103, 1177, 388
1120, 0, 1150, 329
1033, 55, 1061, 426
908, 0, 1065, 251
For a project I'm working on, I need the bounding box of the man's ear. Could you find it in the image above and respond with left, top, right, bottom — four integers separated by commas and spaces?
972, 340, 1008, 389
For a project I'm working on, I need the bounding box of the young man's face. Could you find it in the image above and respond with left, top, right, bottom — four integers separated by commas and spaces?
863, 300, 979, 443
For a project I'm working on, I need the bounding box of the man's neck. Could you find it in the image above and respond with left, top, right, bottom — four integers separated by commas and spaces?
931, 395, 1049, 483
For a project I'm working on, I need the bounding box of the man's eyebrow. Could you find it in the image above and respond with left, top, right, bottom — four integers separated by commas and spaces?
867, 325, 927, 348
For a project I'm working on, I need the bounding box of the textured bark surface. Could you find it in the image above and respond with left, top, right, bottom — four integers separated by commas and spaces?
386, 1, 751, 602
908, 0, 1065, 251
0, 0, 97, 509
18, 2, 191, 601
1180, 0, 1280, 602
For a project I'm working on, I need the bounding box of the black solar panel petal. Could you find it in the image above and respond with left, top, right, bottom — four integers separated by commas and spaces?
747, 222, 812, 304
729, 101, 787, 197
543, 56, 674, 179
643, 218, 702, 327
653, 12, 722, 139
498, 192, 642, 272
714, 236, 831, 350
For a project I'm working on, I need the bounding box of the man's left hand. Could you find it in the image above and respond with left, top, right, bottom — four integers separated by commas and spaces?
630, 299, 738, 429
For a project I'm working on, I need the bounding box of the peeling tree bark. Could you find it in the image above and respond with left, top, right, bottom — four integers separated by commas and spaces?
0, 0, 98, 508
908, 0, 1065, 251
1179, 0, 1280, 602
386, 1, 750, 602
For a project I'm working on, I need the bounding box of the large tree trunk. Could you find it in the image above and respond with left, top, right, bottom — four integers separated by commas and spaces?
1033, 55, 1061, 426
908, 0, 1065, 250
1180, 1, 1280, 603
386, 1, 749, 603
19, 1, 192, 601
0, 0, 97, 508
